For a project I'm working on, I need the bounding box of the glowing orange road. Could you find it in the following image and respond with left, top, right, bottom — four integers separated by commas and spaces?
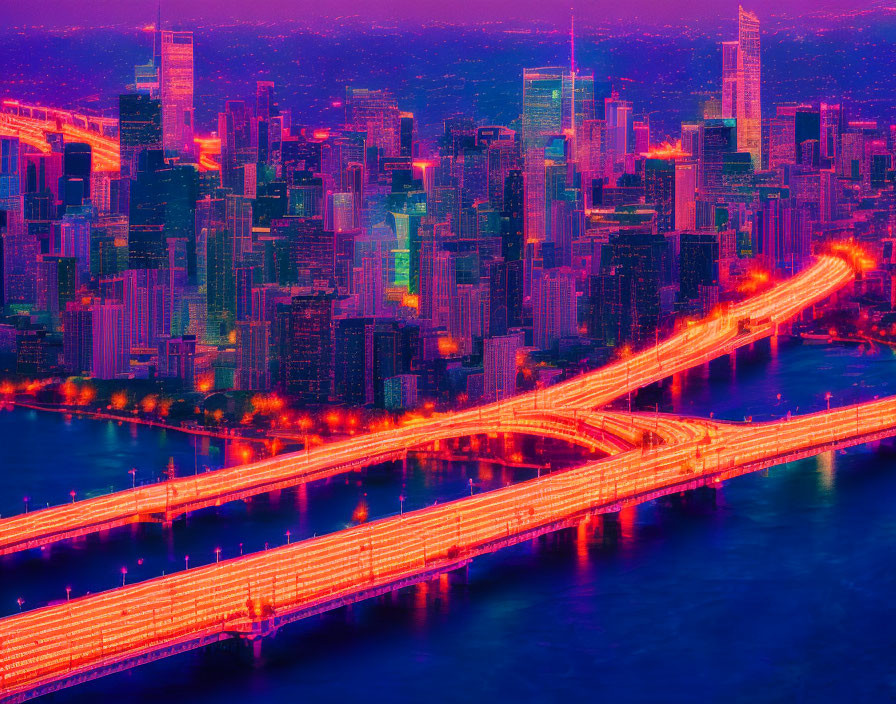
0, 113, 120, 172
0, 410, 712, 556
0, 255, 853, 557
0, 108, 221, 172
1, 395, 894, 702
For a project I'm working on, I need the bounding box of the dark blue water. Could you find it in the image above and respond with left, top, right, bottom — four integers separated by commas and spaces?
2, 338, 896, 703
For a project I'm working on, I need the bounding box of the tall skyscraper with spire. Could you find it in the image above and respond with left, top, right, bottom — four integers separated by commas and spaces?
735, 6, 761, 167
520, 18, 593, 243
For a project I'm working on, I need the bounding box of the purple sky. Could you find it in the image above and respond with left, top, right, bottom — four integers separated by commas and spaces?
4, 0, 876, 27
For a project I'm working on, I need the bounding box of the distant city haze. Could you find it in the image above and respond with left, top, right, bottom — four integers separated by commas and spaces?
4, 0, 875, 26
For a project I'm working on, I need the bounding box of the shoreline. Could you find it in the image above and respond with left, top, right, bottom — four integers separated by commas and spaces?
6, 401, 271, 445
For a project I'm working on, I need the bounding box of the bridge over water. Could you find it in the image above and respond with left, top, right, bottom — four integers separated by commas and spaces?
0, 255, 854, 558
0, 251, 876, 701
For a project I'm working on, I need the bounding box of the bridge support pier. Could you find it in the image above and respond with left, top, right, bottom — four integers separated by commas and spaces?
447, 564, 469, 586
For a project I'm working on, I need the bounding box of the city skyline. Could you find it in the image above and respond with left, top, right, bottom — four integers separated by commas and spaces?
2, 0, 883, 27
2, 3, 896, 702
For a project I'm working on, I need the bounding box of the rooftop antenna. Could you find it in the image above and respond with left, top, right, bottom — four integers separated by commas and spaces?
570, 10, 575, 74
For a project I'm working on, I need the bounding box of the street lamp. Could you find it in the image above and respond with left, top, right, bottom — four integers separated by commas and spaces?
121, 567, 127, 586
184, 555, 190, 571
825, 391, 832, 411
65, 587, 71, 601
214, 547, 222, 563
285, 530, 291, 545
23, 496, 29, 514
129, 468, 137, 488
70, 490, 76, 504
400, 495, 405, 515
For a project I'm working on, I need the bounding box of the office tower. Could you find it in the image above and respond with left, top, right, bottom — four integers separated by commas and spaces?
599, 232, 672, 346
383, 374, 418, 411
62, 301, 93, 375
345, 88, 401, 158
735, 7, 761, 167
0, 137, 20, 202
674, 160, 698, 231
699, 119, 739, 194
128, 150, 197, 269
400, 112, 415, 157
121, 268, 170, 350
335, 318, 374, 406
160, 30, 194, 154
235, 265, 255, 322
91, 302, 130, 379
501, 169, 524, 262
61, 143, 91, 211
119, 94, 162, 179
768, 113, 796, 169
449, 283, 481, 356
644, 158, 676, 232
721, 41, 739, 119
2, 216, 38, 305
679, 233, 721, 301
752, 195, 809, 272
223, 194, 253, 260
604, 89, 633, 160
485, 137, 520, 210
523, 66, 593, 152
22, 152, 63, 206
331, 192, 356, 233
219, 100, 256, 191
633, 120, 650, 156
820, 103, 842, 160
271, 217, 334, 288
36, 255, 77, 316
206, 226, 235, 343
794, 109, 821, 167
59, 210, 91, 284
255, 81, 275, 164
483, 333, 522, 402
577, 119, 608, 206
522, 67, 566, 243
281, 293, 333, 404
532, 267, 577, 349
235, 320, 271, 391
256, 81, 275, 122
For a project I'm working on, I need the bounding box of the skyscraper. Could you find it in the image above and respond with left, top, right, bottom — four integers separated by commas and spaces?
91, 302, 130, 379
160, 30, 194, 154
345, 88, 400, 158
721, 41, 739, 120
483, 333, 522, 402
282, 293, 333, 404
735, 7, 761, 168
119, 94, 162, 179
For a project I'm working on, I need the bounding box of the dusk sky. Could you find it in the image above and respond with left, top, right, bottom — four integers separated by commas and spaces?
5, 0, 879, 26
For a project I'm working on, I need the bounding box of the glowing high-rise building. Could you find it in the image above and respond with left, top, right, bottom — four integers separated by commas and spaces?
160, 31, 194, 154
522, 66, 592, 242
735, 7, 761, 168
344, 88, 400, 158
721, 41, 738, 120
